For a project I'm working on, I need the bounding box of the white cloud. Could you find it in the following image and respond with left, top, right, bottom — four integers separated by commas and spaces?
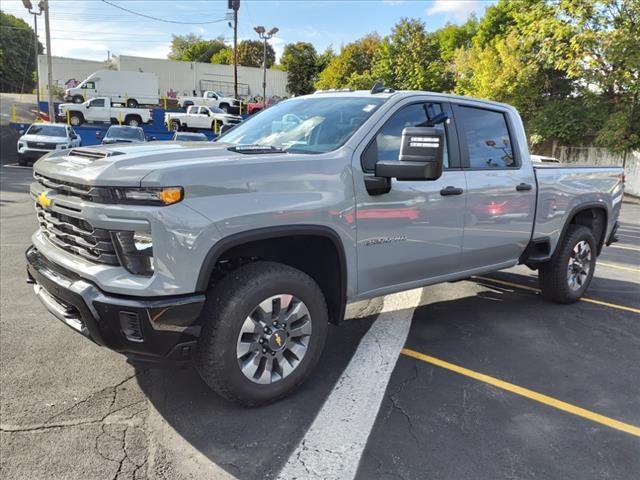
426, 0, 485, 22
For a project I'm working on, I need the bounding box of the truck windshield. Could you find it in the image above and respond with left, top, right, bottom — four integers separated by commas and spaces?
221, 96, 385, 153
26, 125, 66, 137
105, 127, 144, 140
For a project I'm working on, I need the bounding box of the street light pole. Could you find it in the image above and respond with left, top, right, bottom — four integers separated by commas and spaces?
254, 26, 278, 110
22, 1, 43, 110
43, 0, 55, 123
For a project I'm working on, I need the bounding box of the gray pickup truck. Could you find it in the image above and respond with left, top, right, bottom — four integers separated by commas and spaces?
26, 88, 624, 405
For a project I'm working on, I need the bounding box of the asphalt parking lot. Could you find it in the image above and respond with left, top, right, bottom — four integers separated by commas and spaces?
1, 163, 639, 480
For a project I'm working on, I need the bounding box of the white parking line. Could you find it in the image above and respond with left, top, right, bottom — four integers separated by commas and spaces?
3, 163, 31, 169
277, 289, 422, 480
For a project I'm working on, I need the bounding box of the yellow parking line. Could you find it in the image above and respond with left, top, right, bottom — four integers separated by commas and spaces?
474, 276, 640, 314
400, 348, 640, 437
597, 261, 640, 273
610, 244, 640, 252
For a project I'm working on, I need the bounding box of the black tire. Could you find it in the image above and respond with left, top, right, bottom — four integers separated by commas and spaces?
72, 95, 84, 103
70, 113, 83, 126
170, 120, 181, 132
126, 99, 138, 108
539, 225, 597, 303
183, 102, 193, 109
220, 103, 230, 113
196, 261, 328, 407
125, 115, 141, 127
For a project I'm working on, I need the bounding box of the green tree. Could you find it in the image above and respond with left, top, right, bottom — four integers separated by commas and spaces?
0, 11, 43, 92
211, 47, 233, 65
281, 42, 318, 96
371, 18, 450, 92
168, 34, 228, 63
315, 34, 381, 89
316, 47, 335, 74
238, 40, 275, 68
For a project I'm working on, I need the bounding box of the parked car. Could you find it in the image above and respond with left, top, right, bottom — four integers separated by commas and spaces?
58, 97, 153, 127
177, 90, 240, 113
98, 126, 146, 145
172, 132, 208, 141
246, 95, 284, 115
64, 70, 159, 107
26, 89, 623, 406
165, 105, 242, 132
16, 123, 80, 166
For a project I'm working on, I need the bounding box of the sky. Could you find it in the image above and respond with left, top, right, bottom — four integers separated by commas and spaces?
2, 0, 496, 62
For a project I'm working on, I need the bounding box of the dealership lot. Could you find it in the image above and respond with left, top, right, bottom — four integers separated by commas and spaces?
1, 164, 638, 479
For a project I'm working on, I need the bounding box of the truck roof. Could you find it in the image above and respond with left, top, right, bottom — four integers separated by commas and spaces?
311, 89, 517, 111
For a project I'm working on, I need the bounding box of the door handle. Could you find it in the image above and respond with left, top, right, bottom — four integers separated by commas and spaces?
516, 182, 533, 191
440, 186, 464, 196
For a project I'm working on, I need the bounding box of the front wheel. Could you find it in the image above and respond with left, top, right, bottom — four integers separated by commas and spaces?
539, 225, 597, 303
196, 261, 328, 406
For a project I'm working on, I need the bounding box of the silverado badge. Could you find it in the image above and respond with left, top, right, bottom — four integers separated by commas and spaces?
37, 191, 53, 209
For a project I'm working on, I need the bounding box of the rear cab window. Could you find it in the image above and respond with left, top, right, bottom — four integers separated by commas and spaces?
453, 105, 517, 169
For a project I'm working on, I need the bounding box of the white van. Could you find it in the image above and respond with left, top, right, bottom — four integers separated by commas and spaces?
64, 70, 159, 108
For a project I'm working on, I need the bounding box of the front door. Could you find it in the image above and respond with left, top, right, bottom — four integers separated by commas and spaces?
84, 98, 108, 122
353, 100, 467, 297
452, 104, 536, 269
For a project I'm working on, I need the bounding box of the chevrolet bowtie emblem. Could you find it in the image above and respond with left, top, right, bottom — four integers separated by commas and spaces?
38, 191, 53, 209
275, 334, 283, 347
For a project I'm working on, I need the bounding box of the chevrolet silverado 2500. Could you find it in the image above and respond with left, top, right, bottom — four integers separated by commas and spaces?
26, 89, 623, 406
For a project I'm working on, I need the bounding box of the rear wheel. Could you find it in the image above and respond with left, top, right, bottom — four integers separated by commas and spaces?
539, 225, 597, 303
170, 120, 181, 132
72, 95, 84, 104
126, 99, 138, 108
126, 115, 141, 127
69, 113, 83, 126
220, 103, 230, 113
196, 261, 328, 406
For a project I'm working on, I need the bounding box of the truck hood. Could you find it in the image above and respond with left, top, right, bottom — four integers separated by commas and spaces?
20, 134, 69, 143
32, 142, 251, 187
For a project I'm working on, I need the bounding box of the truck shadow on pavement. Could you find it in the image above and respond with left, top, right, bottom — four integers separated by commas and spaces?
135, 315, 377, 480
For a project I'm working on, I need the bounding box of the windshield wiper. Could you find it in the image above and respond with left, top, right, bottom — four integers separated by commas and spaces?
227, 144, 285, 154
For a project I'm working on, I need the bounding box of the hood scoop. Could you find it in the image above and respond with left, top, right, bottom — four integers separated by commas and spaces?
67, 148, 124, 162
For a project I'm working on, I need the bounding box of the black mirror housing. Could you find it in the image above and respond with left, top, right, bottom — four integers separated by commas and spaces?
375, 127, 444, 181
95, 131, 102, 139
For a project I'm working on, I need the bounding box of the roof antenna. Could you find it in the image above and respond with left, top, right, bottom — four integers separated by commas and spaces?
371, 82, 388, 94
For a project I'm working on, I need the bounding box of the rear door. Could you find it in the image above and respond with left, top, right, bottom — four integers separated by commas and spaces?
452, 103, 536, 269
353, 99, 467, 296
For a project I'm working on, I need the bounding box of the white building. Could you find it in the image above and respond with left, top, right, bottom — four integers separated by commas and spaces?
37, 54, 289, 100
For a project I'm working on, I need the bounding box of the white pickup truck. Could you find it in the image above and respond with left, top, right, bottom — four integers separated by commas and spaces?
177, 91, 240, 112
58, 97, 153, 127
165, 105, 242, 132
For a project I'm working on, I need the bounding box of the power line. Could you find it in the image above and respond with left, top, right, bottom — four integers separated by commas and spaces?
100, 0, 229, 25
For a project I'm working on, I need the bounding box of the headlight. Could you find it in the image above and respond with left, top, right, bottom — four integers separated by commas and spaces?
112, 231, 154, 276
112, 187, 183, 206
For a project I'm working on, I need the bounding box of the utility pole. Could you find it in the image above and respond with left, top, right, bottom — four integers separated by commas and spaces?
21, 1, 43, 110
254, 26, 278, 109
43, 0, 54, 123
229, 0, 240, 99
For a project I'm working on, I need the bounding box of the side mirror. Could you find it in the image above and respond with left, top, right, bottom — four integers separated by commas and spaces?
375, 127, 444, 181
95, 131, 102, 139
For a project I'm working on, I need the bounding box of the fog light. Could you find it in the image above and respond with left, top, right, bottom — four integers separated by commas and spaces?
112, 231, 154, 276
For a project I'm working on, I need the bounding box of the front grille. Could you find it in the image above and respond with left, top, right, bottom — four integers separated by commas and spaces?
27, 142, 57, 150
227, 118, 242, 125
36, 204, 119, 265
35, 173, 94, 198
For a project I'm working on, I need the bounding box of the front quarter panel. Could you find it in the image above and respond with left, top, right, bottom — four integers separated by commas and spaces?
142, 150, 358, 298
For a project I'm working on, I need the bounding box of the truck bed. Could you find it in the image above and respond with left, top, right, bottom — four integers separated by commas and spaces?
532, 165, 624, 254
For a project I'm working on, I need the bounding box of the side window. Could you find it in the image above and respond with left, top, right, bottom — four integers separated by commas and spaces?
83, 82, 95, 89
457, 106, 515, 169
362, 103, 449, 172
90, 98, 105, 107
